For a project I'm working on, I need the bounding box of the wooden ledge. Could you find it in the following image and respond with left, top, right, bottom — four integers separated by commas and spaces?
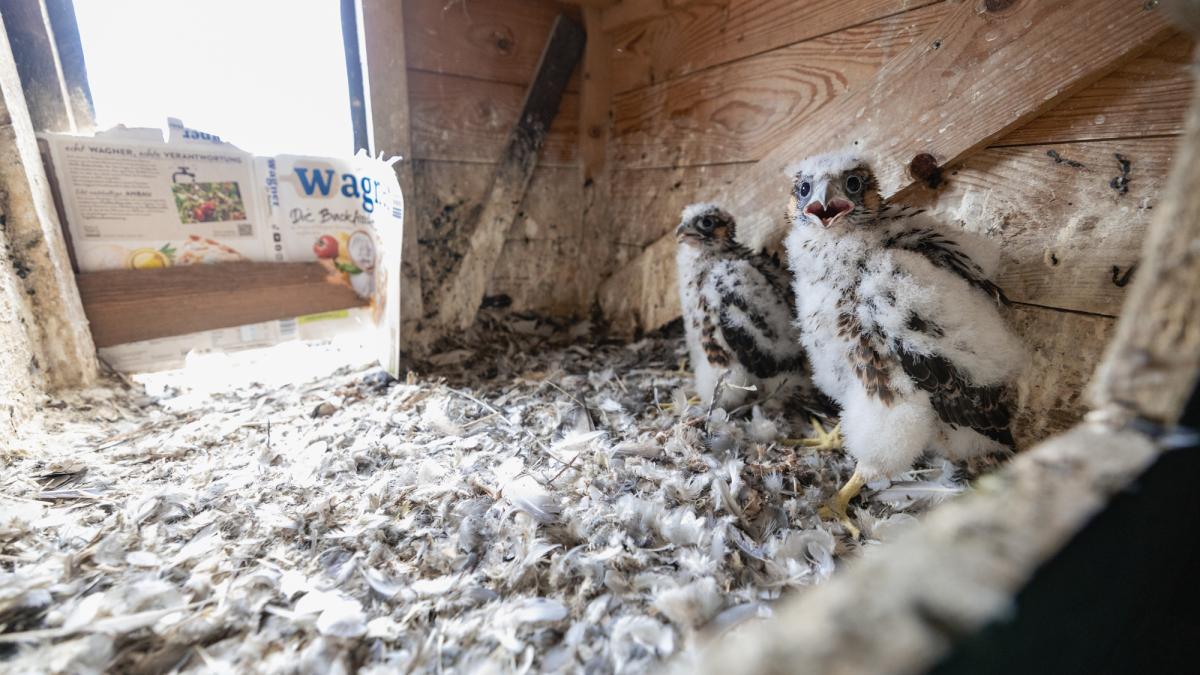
77, 262, 367, 348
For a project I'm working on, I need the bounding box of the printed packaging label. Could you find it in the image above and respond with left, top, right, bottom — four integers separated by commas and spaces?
40, 119, 404, 372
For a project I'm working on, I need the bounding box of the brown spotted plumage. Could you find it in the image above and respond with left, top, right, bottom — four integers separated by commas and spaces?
784, 151, 1026, 495
676, 203, 822, 412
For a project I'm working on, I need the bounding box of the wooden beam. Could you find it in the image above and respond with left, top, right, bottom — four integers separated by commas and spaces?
430, 15, 585, 333
361, 0, 424, 366
996, 33, 1194, 147
404, 0, 582, 91
604, 0, 943, 93
411, 161, 588, 316
0, 0, 79, 132
579, 6, 612, 182
738, 0, 1173, 247
578, 5, 617, 297
77, 263, 367, 348
611, 4, 948, 170
408, 71, 581, 166
42, 0, 94, 130
1091, 2, 1200, 425
0, 18, 95, 389
600, 0, 1174, 334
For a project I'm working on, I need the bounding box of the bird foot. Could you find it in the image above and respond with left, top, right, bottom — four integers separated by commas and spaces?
657, 395, 702, 412
818, 502, 860, 540
818, 468, 866, 540
781, 418, 842, 451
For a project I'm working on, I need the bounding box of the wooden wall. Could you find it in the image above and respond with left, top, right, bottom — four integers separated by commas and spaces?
403, 0, 590, 316
593, 0, 1195, 445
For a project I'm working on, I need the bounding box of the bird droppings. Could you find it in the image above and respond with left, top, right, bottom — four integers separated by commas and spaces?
1046, 150, 1086, 169
1111, 264, 1137, 288
0, 314, 987, 673
1111, 153, 1132, 194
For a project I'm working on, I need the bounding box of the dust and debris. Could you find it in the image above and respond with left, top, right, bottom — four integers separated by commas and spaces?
1110, 153, 1132, 194
2, 314, 983, 673
1046, 150, 1086, 169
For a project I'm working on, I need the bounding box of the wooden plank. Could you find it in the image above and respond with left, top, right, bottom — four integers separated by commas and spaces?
910, 138, 1176, 317
429, 15, 586, 332
42, 0, 95, 130
1092, 20, 1200, 424
611, 3, 947, 169
411, 161, 583, 311
404, 0, 582, 91
997, 33, 1194, 147
408, 70, 580, 166
0, 0, 78, 132
1009, 305, 1115, 449
597, 233, 679, 336
609, 162, 744, 254
0, 29, 96, 389
733, 0, 1174, 248
341, 0, 370, 153
77, 262, 367, 348
605, 0, 944, 94
601, 0, 1174, 333
362, 0, 424, 365
490, 236, 592, 315
579, 7, 612, 182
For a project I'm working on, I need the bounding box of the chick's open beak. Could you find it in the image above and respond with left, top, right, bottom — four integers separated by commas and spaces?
804, 198, 854, 227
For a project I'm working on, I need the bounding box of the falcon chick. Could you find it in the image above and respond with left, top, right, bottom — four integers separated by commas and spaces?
783, 152, 1025, 535
676, 203, 819, 412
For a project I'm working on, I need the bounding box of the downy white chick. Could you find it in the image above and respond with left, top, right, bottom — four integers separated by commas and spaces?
676, 203, 821, 412
783, 152, 1025, 534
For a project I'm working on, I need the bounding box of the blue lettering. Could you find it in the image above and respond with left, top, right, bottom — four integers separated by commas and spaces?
360, 177, 375, 213
295, 167, 336, 196
340, 174, 360, 199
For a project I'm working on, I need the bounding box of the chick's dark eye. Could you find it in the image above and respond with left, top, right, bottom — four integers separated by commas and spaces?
698, 216, 715, 231
797, 181, 811, 198
845, 175, 863, 194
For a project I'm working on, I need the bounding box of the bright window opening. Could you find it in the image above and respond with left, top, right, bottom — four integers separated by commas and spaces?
73, 0, 354, 157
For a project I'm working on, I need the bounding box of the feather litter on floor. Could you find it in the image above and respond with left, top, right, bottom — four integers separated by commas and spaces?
1, 315, 998, 673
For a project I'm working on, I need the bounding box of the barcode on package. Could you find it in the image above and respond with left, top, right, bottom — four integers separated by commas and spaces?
278, 319, 298, 340
237, 223, 253, 237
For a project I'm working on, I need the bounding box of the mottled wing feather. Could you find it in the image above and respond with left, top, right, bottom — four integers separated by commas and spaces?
896, 337, 1015, 448
698, 297, 731, 368
883, 225, 1010, 306
719, 314, 801, 380
713, 261, 807, 380
838, 311, 895, 406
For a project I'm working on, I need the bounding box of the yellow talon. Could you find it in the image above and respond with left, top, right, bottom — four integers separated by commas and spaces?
818, 468, 866, 539
781, 418, 842, 450
658, 395, 702, 411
